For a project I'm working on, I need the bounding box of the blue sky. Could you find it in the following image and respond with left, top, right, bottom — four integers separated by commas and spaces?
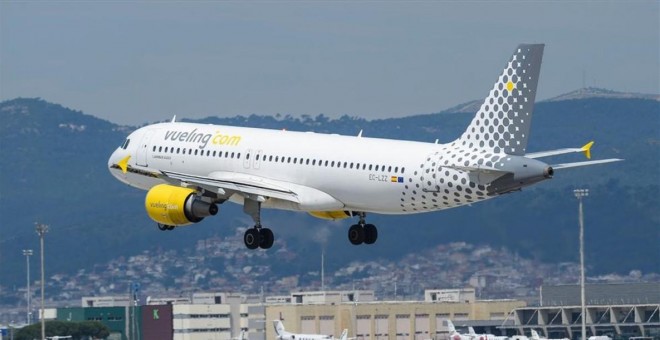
1, 1, 658, 125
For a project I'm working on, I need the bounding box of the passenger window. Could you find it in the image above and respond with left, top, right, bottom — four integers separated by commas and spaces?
256, 154, 260, 161
312, 160, 316, 166
402, 167, 406, 174
275, 156, 279, 162
194, 149, 198, 155
306, 159, 310, 165
158, 146, 163, 152
324, 160, 329, 166
246, 153, 250, 160
231, 152, 235, 158
207, 150, 210, 156
269, 156, 273, 162
375, 165, 379, 171
213, 151, 216, 157
225, 151, 229, 158
177, 148, 181, 154
388, 166, 392, 172
287, 157, 291, 163
152, 146, 156, 152
369, 164, 373, 170
237, 153, 241, 158
395, 166, 399, 173
343, 162, 347, 168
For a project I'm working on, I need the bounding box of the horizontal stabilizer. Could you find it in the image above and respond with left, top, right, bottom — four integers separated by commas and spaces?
552, 158, 623, 170
527, 141, 594, 159
445, 165, 511, 185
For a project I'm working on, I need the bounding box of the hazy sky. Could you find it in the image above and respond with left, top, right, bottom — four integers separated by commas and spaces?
1, 1, 658, 125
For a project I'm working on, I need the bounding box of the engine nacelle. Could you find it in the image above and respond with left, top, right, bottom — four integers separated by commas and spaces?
145, 184, 218, 226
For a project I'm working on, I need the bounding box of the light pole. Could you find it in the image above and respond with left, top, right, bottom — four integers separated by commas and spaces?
573, 189, 589, 340
36, 223, 49, 340
23, 249, 33, 324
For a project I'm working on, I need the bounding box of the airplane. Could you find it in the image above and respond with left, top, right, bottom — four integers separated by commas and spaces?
108, 43, 622, 250
468, 326, 508, 340
530, 329, 568, 340
446, 320, 472, 340
273, 320, 347, 340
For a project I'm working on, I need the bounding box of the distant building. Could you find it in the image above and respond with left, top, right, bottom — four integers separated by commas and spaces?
501, 283, 660, 339
82, 296, 131, 307
425, 288, 476, 303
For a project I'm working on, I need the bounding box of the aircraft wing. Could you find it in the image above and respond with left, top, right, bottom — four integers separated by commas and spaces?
160, 170, 345, 210
527, 141, 594, 159
161, 170, 299, 202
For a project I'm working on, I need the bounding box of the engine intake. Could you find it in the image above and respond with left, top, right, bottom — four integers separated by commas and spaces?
145, 184, 217, 226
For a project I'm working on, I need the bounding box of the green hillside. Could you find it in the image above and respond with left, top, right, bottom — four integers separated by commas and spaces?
0, 96, 657, 291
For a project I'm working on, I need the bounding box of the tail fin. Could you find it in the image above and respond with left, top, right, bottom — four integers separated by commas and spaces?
339, 329, 348, 340
447, 320, 456, 333
531, 329, 540, 340
468, 327, 477, 336
274, 320, 285, 337
455, 44, 544, 156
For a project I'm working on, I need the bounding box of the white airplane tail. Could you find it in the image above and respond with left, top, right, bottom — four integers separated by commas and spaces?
447, 320, 457, 334
455, 44, 544, 156
274, 320, 287, 338
468, 327, 477, 336
338, 329, 348, 340
530, 329, 540, 340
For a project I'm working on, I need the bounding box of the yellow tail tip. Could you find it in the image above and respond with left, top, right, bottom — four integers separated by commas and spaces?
581, 141, 594, 159
118, 155, 131, 174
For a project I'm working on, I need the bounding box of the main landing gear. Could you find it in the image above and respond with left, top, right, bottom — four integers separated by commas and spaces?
348, 213, 378, 245
242, 198, 274, 250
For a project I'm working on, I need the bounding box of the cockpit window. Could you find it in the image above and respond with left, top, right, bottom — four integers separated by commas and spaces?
121, 139, 130, 149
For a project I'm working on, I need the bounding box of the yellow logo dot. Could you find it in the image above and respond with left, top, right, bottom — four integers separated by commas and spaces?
506, 81, 515, 92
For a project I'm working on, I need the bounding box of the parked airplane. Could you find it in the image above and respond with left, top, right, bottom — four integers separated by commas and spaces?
446, 320, 472, 340
469, 326, 508, 340
273, 320, 346, 340
108, 43, 622, 249
530, 329, 568, 340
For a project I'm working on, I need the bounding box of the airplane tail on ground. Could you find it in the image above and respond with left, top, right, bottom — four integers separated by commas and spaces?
274, 320, 286, 338
338, 329, 348, 340
447, 320, 457, 334
530, 329, 540, 340
468, 327, 477, 336
454, 44, 544, 156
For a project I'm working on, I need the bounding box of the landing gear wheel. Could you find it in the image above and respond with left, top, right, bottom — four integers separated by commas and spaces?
348, 224, 365, 245
166, 225, 175, 231
157, 224, 168, 231
364, 224, 378, 244
244, 228, 260, 250
259, 228, 274, 249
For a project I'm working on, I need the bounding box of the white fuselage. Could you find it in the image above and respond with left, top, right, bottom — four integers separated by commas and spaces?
109, 121, 494, 215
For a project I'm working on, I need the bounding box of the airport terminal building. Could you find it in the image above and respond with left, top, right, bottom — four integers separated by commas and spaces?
45, 283, 659, 340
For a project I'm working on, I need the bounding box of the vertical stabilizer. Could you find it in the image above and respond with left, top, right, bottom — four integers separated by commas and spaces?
274, 320, 286, 337
447, 320, 456, 333
455, 44, 544, 155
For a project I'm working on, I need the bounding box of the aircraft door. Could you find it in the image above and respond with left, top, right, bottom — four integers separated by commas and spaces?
243, 149, 252, 169
421, 152, 441, 192
136, 130, 155, 167
253, 150, 263, 170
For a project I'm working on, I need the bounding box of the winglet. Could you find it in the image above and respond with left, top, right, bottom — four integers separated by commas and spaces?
581, 141, 594, 159
118, 155, 131, 174
171, 115, 177, 123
